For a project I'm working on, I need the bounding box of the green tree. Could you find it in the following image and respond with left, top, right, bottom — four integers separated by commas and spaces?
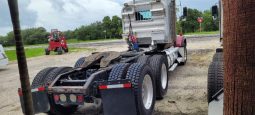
63, 30, 75, 39
111, 15, 122, 38
0, 15, 123, 46
74, 26, 89, 40
21, 27, 49, 45
181, 8, 203, 33
3, 31, 15, 46
202, 10, 219, 31
102, 16, 112, 38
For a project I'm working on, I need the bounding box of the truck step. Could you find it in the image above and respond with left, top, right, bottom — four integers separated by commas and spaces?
177, 58, 183, 63
169, 63, 178, 71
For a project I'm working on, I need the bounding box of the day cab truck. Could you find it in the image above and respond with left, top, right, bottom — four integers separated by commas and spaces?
18, 0, 187, 115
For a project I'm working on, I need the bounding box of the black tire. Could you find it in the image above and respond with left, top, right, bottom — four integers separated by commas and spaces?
45, 48, 50, 55
179, 45, 187, 65
207, 62, 224, 103
216, 48, 223, 53
108, 63, 130, 80
213, 52, 224, 62
148, 55, 169, 99
126, 63, 155, 115
136, 55, 150, 64
57, 47, 63, 55
31, 67, 56, 88
64, 48, 69, 53
44, 67, 78, 115
74, 57, 85, 68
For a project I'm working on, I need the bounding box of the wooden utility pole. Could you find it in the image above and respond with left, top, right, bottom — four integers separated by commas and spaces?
223, 0, 255, 114
7, 0, 34, 114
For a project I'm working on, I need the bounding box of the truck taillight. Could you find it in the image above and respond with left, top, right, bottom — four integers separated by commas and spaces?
77, 95, 84, 103
54, 94, 60, 102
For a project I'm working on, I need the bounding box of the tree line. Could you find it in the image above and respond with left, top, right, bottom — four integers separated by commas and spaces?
0, 15, 122, 46
177, 8, 219, 33
0, 8, 219, 46
65, 15, 122, 41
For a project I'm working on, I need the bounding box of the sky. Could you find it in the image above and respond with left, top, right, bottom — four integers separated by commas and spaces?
0, 0, 218, 36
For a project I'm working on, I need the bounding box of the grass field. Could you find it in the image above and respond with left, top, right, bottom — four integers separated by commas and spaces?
5, 47, 95, 61
5, 38, 120, 50
185, 31, 219, 35
67, 38, 119, 43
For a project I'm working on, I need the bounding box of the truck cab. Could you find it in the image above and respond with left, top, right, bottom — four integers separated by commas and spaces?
0, 44, 8, 68
122, 0, 177, 48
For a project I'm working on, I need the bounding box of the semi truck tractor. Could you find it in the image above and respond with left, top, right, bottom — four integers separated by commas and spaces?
18, 0, 187, 114
208, 1, 224, 115
0, 44, 8, 68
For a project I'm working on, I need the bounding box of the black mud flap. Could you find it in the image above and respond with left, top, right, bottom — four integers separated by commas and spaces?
99, 80, 137, 115
18, 87, 50, 114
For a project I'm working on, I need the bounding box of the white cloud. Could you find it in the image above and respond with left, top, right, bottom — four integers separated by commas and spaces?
0, 27, 12, 36
0, 0, 217, 36
27, 0, 122, 32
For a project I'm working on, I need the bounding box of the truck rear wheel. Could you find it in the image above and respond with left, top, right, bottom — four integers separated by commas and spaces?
213, 52, 223, 62
207, 62, 224, 103
74, 57, 85, 68
136, 55, 150, 64
108, 63, 130, 80
126, 63, 155, 115
44, 67, 78, 115
31, 67, 56, 88
149, 55, 169, 99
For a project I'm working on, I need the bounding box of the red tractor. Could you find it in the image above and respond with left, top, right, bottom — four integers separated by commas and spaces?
45, 29, 68, 55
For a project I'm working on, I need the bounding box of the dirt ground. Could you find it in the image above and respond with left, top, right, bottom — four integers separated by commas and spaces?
0, 36, 219, 115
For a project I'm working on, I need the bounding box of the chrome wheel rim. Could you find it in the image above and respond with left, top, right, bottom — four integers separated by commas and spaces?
184, 47, 187, 61
142, 74, 153, 109
161, 63, 168, 89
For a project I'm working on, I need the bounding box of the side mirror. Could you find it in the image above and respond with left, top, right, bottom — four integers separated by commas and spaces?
183, 7, 188, 17
212, 5, 218, 18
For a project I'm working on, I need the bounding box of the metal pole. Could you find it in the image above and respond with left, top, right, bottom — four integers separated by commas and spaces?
200, 23, 202, 32
7, 0, 34, 115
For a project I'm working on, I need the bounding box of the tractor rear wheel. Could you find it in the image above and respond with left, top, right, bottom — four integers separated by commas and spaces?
63, 48, 69, 53
149, 55, 169, 99
57, 47, 63, 55
45, 48, 50, 55
126, 63, 155, 115
44, 67, 78, 115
